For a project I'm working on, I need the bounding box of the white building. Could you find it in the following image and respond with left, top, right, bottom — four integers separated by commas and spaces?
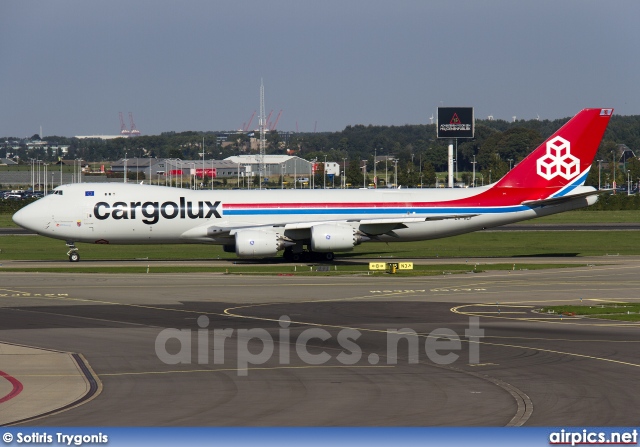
324, 162, 340, 176
225, 155, 313, 177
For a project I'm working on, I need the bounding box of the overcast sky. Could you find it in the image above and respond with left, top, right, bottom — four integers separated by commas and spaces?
2, 0, 639, 137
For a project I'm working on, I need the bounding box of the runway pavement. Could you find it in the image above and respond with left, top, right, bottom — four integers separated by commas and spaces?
0, 258, 640, 426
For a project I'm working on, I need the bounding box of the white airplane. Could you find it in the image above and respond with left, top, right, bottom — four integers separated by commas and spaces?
13, 108, 613, 262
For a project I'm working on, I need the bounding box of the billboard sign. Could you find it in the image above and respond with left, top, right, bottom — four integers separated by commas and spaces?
437, 107, 474, 139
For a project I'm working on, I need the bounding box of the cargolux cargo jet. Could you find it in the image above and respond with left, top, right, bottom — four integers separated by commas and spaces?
13, 108, 613, 262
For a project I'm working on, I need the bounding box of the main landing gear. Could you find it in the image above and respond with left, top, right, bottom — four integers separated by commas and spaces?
283, 248, 334, 262
66, 241, 80, 262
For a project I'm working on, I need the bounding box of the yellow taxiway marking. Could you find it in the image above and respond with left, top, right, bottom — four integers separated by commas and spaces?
4, 285, 640, 380
223, 305, 640, 371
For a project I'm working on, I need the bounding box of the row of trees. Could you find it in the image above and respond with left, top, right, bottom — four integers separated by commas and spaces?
3, 115, 640, 188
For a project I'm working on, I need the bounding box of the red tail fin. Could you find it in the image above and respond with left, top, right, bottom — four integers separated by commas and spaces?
496, 108, 613, 189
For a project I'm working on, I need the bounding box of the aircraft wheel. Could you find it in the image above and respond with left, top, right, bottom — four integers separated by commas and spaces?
323, 252, 335, 261
69, 252, 80, 262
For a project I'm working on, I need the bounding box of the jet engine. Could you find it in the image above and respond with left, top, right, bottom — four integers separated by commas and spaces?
310, 224, 367, 252
234, 230, 291, 258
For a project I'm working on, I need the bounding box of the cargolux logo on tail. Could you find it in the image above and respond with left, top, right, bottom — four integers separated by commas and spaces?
536, 136, 580, 181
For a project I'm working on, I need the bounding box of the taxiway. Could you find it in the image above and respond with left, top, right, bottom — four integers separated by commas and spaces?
0, 258, 639, 426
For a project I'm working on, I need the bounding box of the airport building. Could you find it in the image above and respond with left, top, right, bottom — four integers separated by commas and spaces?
109, 158, 246, 178
224, 155, 314, 177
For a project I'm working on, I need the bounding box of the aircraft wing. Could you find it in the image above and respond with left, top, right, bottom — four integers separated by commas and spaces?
283, 214, 479, 236
181, 214, 479, 240
284, 214, 478, 229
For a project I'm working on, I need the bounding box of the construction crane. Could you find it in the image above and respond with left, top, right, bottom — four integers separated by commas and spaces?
129, 112, 140, 136
119, 112, 130, 136
265, 110, 274, 130
243, 110, 256, 132
269, 110, 283, 131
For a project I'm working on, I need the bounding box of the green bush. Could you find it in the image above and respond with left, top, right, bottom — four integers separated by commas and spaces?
0, 198, 38, 214
587, 193, 640, 210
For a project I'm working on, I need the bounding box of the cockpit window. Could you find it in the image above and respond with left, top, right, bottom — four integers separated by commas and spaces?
53, 190, 63, 195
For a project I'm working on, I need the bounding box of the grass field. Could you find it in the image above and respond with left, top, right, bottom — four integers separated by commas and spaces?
1, 230, 639, 262
0, 214, 17, 227
0, 262, 584, 275
538, 303, 640, 322
514, 210, 640, 224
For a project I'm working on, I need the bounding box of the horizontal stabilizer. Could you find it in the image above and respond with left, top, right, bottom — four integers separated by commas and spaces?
522, 190, 599, 207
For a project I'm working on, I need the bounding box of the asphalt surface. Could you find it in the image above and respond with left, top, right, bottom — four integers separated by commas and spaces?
1, 258, 640, 426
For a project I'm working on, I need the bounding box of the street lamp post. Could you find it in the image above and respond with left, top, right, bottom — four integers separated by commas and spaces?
394, 159, 398, 188
472, 155, 476, 187
202, 137, 206, 187
373, 149, 377, 189
199, 152, 205, 190
597, 159, 603, 190
342, 158, 347, 189
385, 155, 388, 187
312, 158, 316, 189
30, 159, 34, 190
323, 155, 327, 189
362, 160, 367, 188
612, 150, 617, 191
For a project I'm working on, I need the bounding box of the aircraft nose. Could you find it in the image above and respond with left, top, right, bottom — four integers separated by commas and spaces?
12, 203, 41, 231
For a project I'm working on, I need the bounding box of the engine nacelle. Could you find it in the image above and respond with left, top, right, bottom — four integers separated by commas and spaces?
234, 230, 282, 258
310, 224, 363, 252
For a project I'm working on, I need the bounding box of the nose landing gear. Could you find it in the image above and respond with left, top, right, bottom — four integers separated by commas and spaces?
66, 241, 80, 262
